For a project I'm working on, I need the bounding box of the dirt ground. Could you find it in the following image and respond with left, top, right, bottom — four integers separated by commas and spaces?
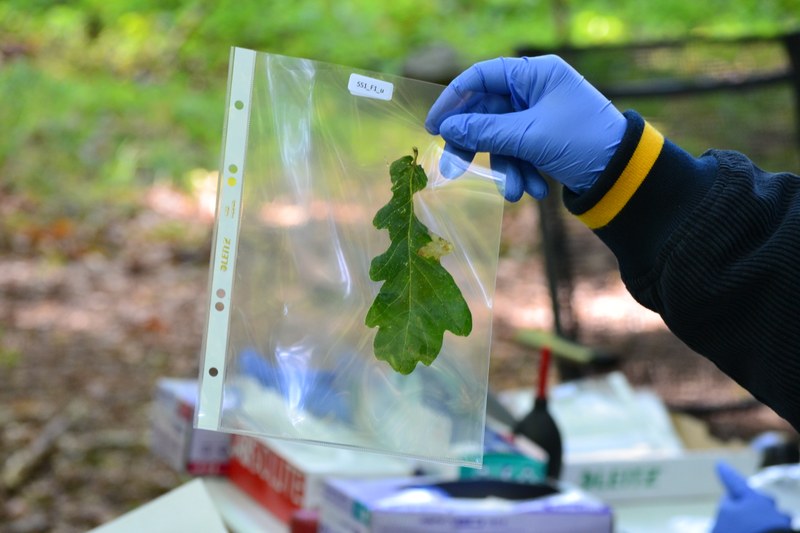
0, 184, 795, 532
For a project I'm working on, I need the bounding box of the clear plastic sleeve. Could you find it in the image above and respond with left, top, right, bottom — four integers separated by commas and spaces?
195, 48, 504, 466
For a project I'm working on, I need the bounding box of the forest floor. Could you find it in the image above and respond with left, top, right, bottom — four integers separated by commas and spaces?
0, 182, 795, 532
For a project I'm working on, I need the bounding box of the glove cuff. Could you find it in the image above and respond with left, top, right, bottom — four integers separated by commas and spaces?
563, 111, 661, 227
563, 110, 718, 279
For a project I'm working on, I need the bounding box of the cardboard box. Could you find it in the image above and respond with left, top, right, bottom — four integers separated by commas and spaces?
499, 376, 762, 503
227, 434, 415, 523
89, 479, 228, 533
150, 378, 232, 475
561, 446, 759, 503
456, 422, 548, 483
560, 411, 761, 503
319, 477, 613, 533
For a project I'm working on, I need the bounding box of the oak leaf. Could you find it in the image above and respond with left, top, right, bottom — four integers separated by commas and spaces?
365, 149, 472, 374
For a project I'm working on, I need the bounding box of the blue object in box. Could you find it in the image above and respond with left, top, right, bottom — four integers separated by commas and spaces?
319, 476, 613, 533
238, 348, 353, 423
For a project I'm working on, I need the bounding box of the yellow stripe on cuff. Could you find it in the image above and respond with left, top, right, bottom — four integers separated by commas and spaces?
577, 122, 665, 230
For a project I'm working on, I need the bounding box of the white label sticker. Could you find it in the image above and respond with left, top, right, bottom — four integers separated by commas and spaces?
348, 73, 393, 101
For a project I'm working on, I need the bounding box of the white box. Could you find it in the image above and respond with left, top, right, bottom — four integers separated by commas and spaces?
499, 375, 761, 503
561, 446, 759, 503
559, 411, 761, 502
319, 476, 613, 533
227, 434, 415, 523
150, 378, 231, 475
89, 479, 228, 533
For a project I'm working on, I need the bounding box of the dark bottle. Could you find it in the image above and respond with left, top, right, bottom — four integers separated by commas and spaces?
514, 346, 563, 481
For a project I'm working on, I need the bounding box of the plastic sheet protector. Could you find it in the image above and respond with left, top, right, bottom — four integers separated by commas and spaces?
196, 48, 504, 466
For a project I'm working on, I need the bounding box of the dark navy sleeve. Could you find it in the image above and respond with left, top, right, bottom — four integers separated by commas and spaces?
564, 111, 800, 431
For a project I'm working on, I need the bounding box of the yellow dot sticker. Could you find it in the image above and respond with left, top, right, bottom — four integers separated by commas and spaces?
228, 177, 237, 186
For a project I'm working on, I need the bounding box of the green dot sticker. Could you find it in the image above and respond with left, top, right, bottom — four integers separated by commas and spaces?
228, 164, 238, 173
234, 100, 244, 110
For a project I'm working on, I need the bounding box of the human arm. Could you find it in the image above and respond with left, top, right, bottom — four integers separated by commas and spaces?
426, 56, 800, 431
576, 109, 800, 431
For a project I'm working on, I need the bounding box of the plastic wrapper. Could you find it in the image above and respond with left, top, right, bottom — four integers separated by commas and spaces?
195, 48, 504, 466
499, 372, 684, 461
750, 464, 800, 528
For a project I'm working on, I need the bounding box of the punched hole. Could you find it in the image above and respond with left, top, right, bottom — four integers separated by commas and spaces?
209, 367, 219, 377
215, 302, 224, 311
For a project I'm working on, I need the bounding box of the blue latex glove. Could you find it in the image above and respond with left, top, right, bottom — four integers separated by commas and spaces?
712, 461, 792, 533
424, 55, 627, 201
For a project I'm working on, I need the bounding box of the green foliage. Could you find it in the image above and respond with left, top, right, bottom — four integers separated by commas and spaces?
0, 59, 222, 211
0, 0, 796, 218
365, 151, 472, 375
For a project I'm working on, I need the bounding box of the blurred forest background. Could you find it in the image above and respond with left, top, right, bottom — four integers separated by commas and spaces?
2, 0, 799, 214
1, 1, 800, 531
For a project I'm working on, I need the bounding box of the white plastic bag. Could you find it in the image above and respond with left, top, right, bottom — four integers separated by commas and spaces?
196, 48, 504, 466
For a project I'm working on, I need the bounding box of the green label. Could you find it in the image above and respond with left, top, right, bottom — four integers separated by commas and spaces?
352, 501, 371, 525
460, 454, 547, 483
579, 465, 662, 491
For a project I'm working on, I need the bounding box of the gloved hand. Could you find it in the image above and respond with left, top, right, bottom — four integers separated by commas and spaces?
712, 461, 792, 533
424, 55, 627, 201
